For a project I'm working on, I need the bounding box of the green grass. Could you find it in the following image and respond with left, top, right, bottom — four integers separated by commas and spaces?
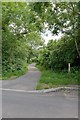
2, 63, 28, 80
36, 70, 79, 90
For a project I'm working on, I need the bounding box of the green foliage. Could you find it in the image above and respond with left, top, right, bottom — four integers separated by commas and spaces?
2, 2, 80, 80
2, 2, 44, 79
31, 2, 80, 58
37, 35, 80, 71
2, 2, 44, 34
2, 62, 28, 80
36, 70, 79, 90
2, 31, 28, 79
34, 2, 80, 71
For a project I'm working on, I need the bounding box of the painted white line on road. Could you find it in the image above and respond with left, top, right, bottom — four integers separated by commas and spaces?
0, 88, 26, 92
0, 87, 63, 93
0, 88, 44, 93
0, 88, 34, 93
0, 87, 78, 93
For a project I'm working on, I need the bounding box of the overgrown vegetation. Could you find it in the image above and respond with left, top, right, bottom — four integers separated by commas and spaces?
36, 70, 79, 90
36, 2, 80, 70
37, 36, 80, 70
35, 2, 80, 89
2, 2, 80, 84
2, 2, 44, 80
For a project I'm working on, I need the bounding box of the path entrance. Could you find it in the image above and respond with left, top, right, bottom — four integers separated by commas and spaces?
2, 63, 41, 90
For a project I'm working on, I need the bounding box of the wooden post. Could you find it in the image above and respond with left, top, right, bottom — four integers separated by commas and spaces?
68, 63, 71, 73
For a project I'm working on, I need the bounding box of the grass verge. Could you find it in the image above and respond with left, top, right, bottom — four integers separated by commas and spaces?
2, 63, 28, 80
36, 70, 79, 90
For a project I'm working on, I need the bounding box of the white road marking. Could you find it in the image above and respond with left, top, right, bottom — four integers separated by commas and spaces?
0, 88, 37, 93
0, 87, 63, 93
0, 87, 78, 93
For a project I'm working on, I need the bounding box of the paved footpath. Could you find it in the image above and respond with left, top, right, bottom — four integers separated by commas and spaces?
2, 63, 41, 90
2, 63, 79, 118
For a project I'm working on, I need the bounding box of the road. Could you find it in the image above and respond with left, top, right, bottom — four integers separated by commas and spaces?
2, 63, 78, 118
2, 90, 78, 118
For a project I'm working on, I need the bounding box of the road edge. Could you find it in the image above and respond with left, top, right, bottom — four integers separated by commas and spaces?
1, 86, 79, 93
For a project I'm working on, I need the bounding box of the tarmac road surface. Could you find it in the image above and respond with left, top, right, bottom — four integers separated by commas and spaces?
2, 63, 78, 118
2, 90, 78, 118
2, 63, 41, 91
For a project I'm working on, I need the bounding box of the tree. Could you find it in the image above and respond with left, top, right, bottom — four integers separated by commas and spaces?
2, 2, 44, 77
30, 2, 80, 58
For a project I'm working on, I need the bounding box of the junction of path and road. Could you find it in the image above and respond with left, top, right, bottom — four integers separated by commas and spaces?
2, 64, 78, 118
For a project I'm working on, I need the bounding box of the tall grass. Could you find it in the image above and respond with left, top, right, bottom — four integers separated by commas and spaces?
2, 63, 28, 80
36, 70, 79, 90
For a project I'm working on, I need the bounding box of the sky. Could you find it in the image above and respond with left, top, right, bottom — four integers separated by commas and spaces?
41, 30, 63, 44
